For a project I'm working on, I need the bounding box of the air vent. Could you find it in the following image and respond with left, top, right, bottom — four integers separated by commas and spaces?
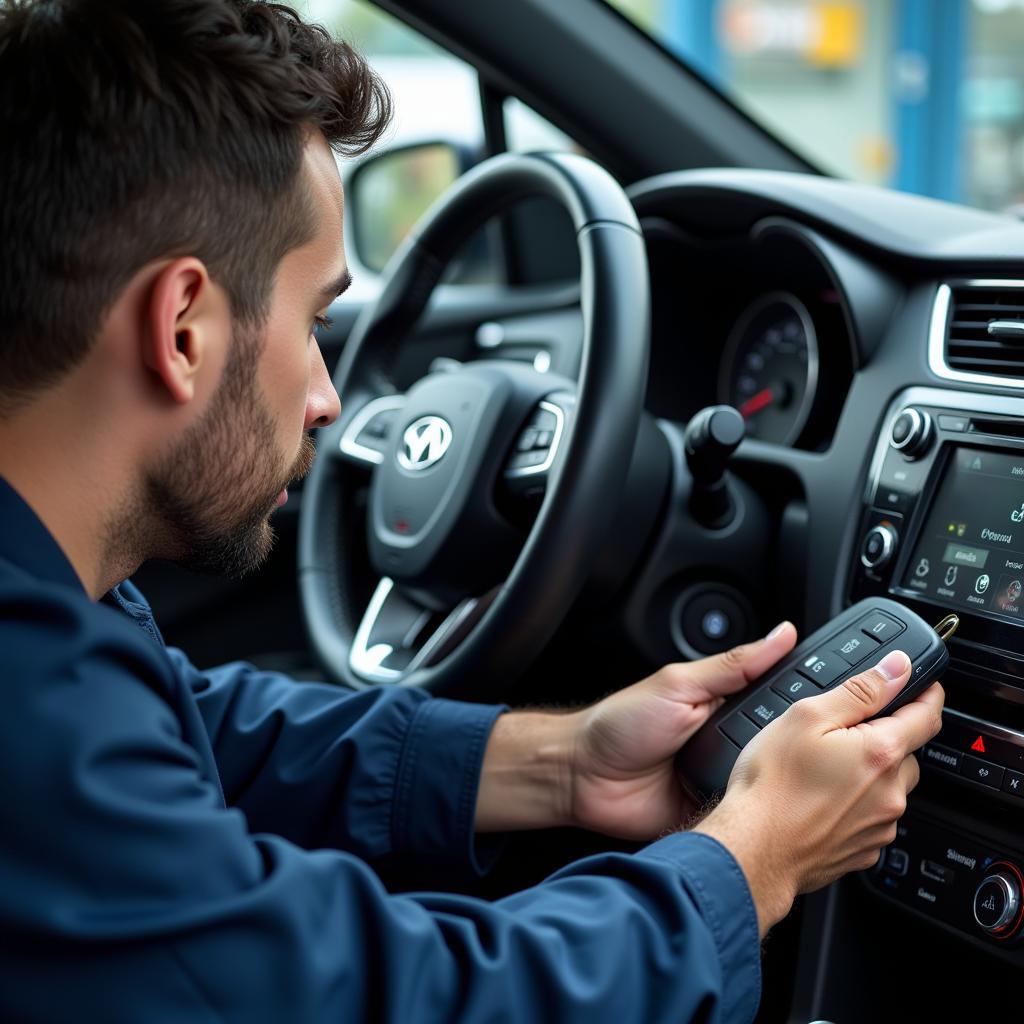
945, 282, 1024, 381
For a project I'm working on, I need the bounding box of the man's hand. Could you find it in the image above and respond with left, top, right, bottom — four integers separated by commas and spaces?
474, 623, 797, 835
695, 650, 944, 937
566, 622, 799, 839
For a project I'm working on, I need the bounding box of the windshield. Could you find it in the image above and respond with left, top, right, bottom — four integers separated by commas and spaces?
606, 0, 1024, 215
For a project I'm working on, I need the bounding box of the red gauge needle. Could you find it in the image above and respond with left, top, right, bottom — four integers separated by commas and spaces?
738, 387, 775, 419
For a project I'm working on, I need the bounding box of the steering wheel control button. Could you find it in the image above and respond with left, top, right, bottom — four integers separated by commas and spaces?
962, 754, 1004, 789
771, 672, 816, 702
857, 611, 905, 643
860, 524, 897, 570
719, 713, 759, 750
889, 407, 933, 458
796, 651, 850, 688
974, 872, 1020, 934
741, 690, 790, 729
921, 742, 962, 774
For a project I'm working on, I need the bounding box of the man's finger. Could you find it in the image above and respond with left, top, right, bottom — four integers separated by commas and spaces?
864, 682, 945, 757
678, 621, 798, 697
808, 650, 912, 730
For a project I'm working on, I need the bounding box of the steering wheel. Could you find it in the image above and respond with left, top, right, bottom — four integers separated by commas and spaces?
299, 152, 649, 698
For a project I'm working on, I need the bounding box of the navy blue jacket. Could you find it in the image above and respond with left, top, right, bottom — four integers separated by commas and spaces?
0, 477, 761, 1022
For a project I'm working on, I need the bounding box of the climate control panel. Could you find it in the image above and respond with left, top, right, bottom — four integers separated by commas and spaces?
866, 811, 1024, 944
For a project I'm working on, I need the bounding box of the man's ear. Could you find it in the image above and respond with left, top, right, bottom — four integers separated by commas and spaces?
143, 258, 227, 404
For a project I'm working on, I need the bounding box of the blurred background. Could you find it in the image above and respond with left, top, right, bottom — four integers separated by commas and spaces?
300, 0, 1024, 267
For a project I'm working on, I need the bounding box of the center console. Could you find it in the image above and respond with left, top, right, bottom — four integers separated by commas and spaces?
849, 385, 1024, 954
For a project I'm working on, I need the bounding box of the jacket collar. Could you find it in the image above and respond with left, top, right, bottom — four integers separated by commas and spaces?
0, 476, 86, 594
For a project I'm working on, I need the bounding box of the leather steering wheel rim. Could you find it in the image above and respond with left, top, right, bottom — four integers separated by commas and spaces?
299, 151, 649, 698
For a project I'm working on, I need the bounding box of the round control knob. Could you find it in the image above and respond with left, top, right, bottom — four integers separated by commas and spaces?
973, 867, 1022, 937
860, 523, 897, 570
889, 407, 933, 458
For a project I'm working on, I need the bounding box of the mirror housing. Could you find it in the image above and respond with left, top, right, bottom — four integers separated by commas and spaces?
347, 140, 477, 273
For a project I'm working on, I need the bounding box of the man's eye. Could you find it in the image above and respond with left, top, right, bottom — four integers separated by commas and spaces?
311, 313, 333, 338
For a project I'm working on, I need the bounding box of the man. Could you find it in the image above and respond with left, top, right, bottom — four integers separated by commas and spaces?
0, 1, 942, 1021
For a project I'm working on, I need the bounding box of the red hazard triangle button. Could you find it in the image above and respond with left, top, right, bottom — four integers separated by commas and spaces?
971, 736, 987, 754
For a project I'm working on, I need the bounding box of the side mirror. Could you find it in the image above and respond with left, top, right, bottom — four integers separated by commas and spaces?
347, 140, 474, 274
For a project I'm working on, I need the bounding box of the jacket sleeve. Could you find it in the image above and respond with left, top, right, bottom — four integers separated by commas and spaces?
2, 590, 762, 1024
163, 646, 506, 875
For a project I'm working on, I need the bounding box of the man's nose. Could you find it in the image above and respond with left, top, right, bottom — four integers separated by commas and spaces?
305, 342, 341, 429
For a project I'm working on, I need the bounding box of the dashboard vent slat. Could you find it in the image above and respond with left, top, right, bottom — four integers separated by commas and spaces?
945, 284, 1024, 381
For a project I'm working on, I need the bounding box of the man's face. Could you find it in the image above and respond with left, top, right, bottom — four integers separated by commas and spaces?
145, 133, 345, 579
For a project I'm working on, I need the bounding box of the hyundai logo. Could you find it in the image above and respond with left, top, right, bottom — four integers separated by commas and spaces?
398, 416, 453, 471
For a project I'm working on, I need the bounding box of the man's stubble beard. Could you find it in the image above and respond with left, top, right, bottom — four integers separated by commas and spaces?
141, 327, 316, 581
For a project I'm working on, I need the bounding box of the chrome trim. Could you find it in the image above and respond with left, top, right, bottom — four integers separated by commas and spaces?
506, 399, 567, 478
973, 873, 1018, 933
349, 576, 480, 684
889, 407, 930, 453
397, 415, 454, 472
988, 320, 1024, 340
339, 395, 405, 466
928, 280, 1024, 390
349, 577, 403, 682
860, 524, 895, 570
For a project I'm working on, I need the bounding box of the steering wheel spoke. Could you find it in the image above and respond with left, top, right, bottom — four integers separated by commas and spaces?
350, 577, 496, 684
337, 394, 406, 466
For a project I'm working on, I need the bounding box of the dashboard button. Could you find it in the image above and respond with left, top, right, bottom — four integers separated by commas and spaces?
962, 754, 1005, 789
1002, 770, 1024, 798
884, 847, 909, 877
973, 870, 1021, 934
921, 742, 962, 773
889, 407, 933, 458
938, 414, 967, 432
860, 524, 897, 570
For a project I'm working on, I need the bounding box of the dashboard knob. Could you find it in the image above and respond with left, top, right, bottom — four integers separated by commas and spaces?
973, 867, 1022, 937
889, 407, 933, 458
860, 523, 897, 571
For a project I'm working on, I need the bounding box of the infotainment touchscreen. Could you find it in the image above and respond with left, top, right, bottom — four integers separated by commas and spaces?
900, 447, 1024, 624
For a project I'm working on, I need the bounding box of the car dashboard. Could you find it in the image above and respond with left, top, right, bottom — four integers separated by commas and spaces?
619, 168, 1024, 1020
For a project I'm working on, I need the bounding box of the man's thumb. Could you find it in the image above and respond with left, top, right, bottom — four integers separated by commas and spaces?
815, 650, 911, 728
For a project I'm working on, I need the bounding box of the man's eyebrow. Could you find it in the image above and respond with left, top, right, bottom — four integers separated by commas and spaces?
318, 269, 353, 302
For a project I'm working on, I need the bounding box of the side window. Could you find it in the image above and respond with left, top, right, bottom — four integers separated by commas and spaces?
305, 0, 491, 278
303, 1, 583, 284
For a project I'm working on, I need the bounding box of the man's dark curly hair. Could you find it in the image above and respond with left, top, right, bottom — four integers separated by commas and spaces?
0, 0, 391, 413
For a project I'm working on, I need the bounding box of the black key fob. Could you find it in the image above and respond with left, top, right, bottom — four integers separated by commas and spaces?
675, 597, 955, 801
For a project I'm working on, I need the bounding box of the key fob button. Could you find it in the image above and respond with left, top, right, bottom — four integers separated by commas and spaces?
796, 651, 850, 687
857, 611, 905, 643
741, 690, 791, 728
771, 672, 816, 702
830, 631, 874, 665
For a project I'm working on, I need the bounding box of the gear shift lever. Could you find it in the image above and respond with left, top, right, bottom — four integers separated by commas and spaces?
684, 405, 745, 528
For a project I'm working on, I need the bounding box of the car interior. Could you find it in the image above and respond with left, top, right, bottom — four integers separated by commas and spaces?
132, 0, 1024, 1019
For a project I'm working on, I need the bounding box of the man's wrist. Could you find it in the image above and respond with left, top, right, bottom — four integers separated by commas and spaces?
693, 801, 798, 937
473, 709, 580, 833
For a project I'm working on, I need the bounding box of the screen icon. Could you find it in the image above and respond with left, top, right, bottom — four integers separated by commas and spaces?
976, 573, 991, 595
915, 558, 930, 578
944, 565, 958, 587
1012, 503, 1024, 524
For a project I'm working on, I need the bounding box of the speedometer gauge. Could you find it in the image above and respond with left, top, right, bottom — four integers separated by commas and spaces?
718, 292, 818, 446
